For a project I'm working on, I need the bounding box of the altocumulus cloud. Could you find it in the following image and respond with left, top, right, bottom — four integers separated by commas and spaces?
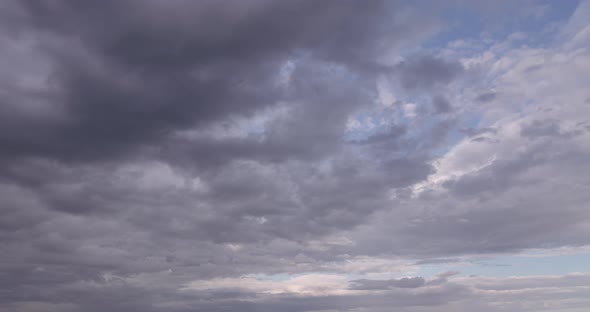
1, 0, 590, 311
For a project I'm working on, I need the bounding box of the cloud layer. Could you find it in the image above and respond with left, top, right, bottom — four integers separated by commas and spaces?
1, 0, 590, 311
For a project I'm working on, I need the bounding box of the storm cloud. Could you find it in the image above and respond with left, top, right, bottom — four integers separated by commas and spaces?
1, 0, 590, 311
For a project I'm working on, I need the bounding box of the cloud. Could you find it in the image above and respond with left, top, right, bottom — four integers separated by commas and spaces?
475, 92, 497, 103
1, 0, 590, 311
0, 0, 435, 164
395, 56, 464, 91
432, 95, 452, 114
520, 119, 562, 139
349, 277, 426, 290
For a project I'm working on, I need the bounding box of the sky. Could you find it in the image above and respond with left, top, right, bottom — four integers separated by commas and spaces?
0, 1, 590, 311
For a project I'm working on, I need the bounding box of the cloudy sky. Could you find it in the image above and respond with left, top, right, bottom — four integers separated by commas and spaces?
1, 1, 590, 311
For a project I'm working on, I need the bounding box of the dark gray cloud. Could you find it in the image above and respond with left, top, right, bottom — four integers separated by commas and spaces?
349, 277, 426, 290
1, 0, 589, 311
459, 127, 498, 137
395, 56, 464, 90
475, 92, 497, 103
346, 133, 590, 258
0, 0, 432, 165
520, 118, 561, 139
432, 95, 452, 114
0, 2, 445, 310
